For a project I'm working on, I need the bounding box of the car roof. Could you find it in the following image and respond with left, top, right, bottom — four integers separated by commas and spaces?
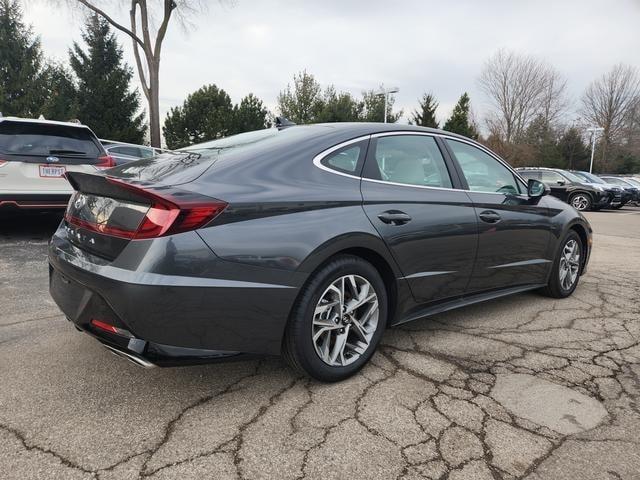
515, 167, 563, 171
306, 122, 469, 139
0, 116, 91, 129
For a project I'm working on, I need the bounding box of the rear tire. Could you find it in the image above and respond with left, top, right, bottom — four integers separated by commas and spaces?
539, 231, 583, 298
569, 193, 592, 211
283, 255, 387, 382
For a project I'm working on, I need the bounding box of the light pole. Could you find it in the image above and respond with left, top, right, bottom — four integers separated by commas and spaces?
374, 86, 399, 123
586, 127, 604, 173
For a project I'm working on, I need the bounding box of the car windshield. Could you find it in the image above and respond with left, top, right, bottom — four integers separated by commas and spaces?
560, 171, 585, 183
603, 177, 629, 186
575, 171, 605, 184
0, 121, 100, 157
624, 178, 640, 187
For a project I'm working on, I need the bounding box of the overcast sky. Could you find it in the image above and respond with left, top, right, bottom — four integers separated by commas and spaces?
22, 0, 640, 128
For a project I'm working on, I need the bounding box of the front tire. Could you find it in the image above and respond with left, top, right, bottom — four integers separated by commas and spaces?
283, 255, 387, 382
539, 231, 583, 298
569, 193, 592, 211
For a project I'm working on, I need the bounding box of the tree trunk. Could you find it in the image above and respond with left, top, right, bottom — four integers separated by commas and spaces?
148, 61, 161, 148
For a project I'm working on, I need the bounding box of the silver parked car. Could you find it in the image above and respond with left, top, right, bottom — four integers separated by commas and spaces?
100, 140, 158, 165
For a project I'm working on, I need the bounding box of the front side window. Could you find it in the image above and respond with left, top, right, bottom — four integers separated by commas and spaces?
368, 135, 452, 188
447, 140, 521, 194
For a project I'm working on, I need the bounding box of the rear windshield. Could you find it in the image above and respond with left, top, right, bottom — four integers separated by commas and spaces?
0, 121, 101, 157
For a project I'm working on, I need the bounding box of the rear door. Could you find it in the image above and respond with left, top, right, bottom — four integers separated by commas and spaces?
444, 138, 553, 293
360, 133, 478, 303
0, 120, 105, 193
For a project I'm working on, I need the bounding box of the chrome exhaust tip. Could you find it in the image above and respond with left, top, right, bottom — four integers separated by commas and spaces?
103, 344, 156, 368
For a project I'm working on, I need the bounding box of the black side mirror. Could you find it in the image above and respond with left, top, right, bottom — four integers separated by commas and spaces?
556, 180, 565, 186
528, 179, 549, 198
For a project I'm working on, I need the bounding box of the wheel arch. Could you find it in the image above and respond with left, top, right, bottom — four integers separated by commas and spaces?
569, 190, 594, 207
568, 222, 590, 274
287, 234, 403, 337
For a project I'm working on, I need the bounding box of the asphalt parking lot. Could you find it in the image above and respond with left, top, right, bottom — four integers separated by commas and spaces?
1, 207, 639, 480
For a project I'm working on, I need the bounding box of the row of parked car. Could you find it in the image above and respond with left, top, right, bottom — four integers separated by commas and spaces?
516, 167, 640, 211
1, 115, 639, 214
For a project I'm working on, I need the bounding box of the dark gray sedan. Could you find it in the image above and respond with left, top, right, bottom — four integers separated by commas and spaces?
49, 123, 592, 381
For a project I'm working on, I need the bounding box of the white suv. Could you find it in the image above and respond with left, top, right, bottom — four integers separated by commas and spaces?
0, 117, 114, 210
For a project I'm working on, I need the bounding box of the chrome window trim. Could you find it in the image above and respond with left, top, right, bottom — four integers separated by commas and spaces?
312, 130, 529, 196
362, 177, 467, 192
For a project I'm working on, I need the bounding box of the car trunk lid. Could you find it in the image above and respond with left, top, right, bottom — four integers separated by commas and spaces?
63, 171, 226, 260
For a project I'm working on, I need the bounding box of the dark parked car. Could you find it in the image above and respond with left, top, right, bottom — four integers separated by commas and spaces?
599, 176, 640, 205
569, 170, 628, 209
49, 123, 592, 381
516, 167, 610, 211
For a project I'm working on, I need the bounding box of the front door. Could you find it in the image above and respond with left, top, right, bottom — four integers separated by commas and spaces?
444, 138, 553, 293
360, 133, 478, 303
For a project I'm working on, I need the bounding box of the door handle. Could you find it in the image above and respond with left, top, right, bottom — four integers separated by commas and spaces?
378, 210, 412, 226
479, 210, 501, 223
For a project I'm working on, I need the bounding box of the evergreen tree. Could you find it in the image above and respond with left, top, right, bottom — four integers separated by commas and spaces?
443, 93, 479, 139
69, 15, 145, 143
410, 93, 439, 128
163, 84, 234, 149
41, 63, 77, 121
316, 87, 363, 123
231, 94, 270, 134
0, 0, 47, 117
558, 127, 590, 171
277, 71, 324, 124
523, 115, 563, 167
361, 89, 402, 123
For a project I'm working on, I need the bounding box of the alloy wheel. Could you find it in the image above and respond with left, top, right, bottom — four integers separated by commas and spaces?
571, 195, 590, 211
312, 275, 379, 367
558, 239, 580, 291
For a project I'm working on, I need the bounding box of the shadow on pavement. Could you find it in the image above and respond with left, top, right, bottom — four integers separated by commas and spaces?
0, 211, 63, 242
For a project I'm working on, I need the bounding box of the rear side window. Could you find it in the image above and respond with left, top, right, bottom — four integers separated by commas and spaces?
518, 171, 540, 181
366, 135, 452, 188
540, 171, 565, 184
322, 144, 363, 173
447, 139, 522, 194
0, 121, 100, 157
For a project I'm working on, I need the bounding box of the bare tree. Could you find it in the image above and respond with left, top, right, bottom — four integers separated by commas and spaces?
580, 64, 640, 165
478, 49, 567, 143
66, 1, 206, 147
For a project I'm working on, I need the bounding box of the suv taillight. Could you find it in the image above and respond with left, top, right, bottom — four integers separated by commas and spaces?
96, 155, 115, 169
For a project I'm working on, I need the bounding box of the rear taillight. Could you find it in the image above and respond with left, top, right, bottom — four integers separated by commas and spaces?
65, 179, 227, 240
96, 155, 115, 169
0, 159, 7, 167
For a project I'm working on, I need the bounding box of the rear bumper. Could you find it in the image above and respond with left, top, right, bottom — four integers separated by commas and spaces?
48, 225, 302, 363
0, 193, 70, 209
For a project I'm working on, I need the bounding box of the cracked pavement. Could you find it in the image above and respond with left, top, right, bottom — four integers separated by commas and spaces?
1, 208, 639, 479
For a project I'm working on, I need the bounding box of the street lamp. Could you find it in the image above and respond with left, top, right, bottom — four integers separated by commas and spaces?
586, 127, 604, 173
374, 86, 399, 123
